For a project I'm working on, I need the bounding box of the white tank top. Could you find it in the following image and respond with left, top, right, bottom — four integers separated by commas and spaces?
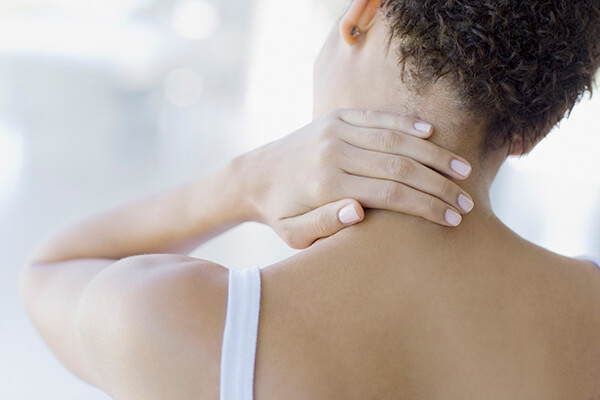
220, 267, 261, 400
218, 258, 600, 400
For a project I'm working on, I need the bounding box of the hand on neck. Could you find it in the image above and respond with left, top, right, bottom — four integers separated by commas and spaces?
314, 5, 513, 223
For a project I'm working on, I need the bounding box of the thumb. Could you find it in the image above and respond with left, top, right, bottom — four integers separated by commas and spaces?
278, 199, 365, 249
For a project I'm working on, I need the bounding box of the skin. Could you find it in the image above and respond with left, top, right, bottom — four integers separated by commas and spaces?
19, 0, 600, 399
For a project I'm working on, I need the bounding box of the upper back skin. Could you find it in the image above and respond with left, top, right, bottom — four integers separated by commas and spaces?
252, 210, 600, 400
111, 209, 600, 399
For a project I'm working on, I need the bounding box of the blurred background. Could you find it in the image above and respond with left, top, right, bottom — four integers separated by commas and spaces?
0, 0, 598, 398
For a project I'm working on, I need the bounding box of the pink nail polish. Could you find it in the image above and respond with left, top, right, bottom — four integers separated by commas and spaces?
458, 194, 474, 213
414, 122, 432, 134
445, 209, 462, 227
338, 204, 360, 225
451, 160, 472, 177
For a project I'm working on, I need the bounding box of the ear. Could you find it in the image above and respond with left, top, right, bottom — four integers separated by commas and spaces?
340, 0, 381, 46
508, 136, 524, 156
509, 135, 545, 156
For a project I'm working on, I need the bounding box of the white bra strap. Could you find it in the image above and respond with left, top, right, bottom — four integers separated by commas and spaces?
220, 267, 261, 400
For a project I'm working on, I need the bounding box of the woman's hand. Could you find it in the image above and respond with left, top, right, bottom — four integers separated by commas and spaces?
235, 108, 474, 249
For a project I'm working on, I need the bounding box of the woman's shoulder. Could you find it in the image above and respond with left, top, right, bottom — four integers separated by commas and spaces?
578, 255, 600, 270
77, 254, 230, 399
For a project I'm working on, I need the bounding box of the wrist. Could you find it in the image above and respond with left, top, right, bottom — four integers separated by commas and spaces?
225, 153, 262, 223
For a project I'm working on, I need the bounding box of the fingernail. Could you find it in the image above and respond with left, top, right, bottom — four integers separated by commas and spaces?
445, 209, 462, 227
451, 159, 472, 177
413, 121, 432, 135
338, 204, 361, 225
458, 194, 474, 213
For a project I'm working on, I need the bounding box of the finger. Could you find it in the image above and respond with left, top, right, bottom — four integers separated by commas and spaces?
338, 144, 474, 214
336, 109, 433, 138
277, 200, 365, 249
337, 126, 472, 180
339, 175, 465, 227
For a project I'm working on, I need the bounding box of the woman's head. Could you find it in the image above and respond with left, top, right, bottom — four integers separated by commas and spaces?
314, 0, 600, 155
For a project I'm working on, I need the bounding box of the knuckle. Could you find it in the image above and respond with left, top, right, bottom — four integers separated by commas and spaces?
327, 108, 343, 120
280, 225, 309, 249
430, 146, 447, 163
332, 108, 351, 123
309, 174, 336, 203
334, 107, 349, 116
425, 196, 444, 220
440, 179, 456, 199
288, 236, 308, 250
361, 109, 376, 122
396, 115, 411, 128
316, 139, 338, 164
388, 157, 413, 179
310, 213, 330, 237
376, 130, 401, 152
279, 225, 296, 247
379, 183, 402, 206
318, 122, 334, 139
321, 115, 343, 138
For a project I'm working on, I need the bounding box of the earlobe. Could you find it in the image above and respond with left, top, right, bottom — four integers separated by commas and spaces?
340, 0, 381, 45
508, 137, 524, 156
511, 135, 544, 156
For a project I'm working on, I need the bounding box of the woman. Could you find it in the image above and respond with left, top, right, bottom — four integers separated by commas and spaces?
21, 0, 600, 398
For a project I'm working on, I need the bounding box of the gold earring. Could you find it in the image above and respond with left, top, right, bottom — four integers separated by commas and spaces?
350, 26, 360, 38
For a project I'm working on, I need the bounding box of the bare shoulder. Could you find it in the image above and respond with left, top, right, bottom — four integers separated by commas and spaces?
523, 245, 600, 294
77, 254, 229, 400
506, 238, 600, 312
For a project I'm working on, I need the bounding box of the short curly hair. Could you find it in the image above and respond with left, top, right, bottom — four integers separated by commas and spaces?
380, 0, 600, 151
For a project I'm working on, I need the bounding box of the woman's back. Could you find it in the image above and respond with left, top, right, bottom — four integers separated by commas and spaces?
256, 209, 600, 399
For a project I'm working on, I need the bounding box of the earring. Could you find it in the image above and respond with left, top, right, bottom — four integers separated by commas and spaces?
350, 26, 360, 38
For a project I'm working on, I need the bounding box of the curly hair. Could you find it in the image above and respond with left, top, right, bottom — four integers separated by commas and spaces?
380, 0, 600, 151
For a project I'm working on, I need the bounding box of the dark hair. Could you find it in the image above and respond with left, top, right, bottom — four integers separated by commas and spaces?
380, 0, 600, 151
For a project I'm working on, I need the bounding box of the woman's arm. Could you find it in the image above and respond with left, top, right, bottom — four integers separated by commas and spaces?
19, 161, 248, 388
26, 162, 248, 264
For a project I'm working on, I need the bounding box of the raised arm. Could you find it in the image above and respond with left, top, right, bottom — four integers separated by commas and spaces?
26, 108, 474, 265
